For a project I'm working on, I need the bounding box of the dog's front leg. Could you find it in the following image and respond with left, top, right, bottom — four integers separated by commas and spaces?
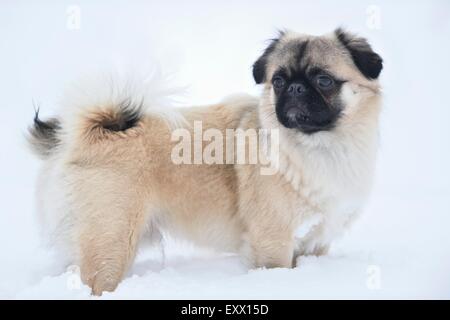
292, 237, 330, 267
242, 224, 295, 269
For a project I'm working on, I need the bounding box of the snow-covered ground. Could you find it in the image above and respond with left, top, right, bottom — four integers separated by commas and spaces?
1, 0, 450, 299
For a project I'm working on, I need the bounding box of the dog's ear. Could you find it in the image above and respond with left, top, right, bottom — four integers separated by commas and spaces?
252, 32, 283, 84
335, 28, 383, 80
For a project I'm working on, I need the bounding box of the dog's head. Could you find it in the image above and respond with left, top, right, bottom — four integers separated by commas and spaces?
254, 28, 383, 137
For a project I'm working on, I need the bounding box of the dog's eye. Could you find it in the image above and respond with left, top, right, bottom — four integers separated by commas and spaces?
316, 75, 334, 89
272, 77, 286, 89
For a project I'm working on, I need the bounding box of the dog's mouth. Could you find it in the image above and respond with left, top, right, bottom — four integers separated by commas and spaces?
282, 107, 337, 134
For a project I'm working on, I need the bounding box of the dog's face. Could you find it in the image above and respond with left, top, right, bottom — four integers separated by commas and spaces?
254, 28, 383, 135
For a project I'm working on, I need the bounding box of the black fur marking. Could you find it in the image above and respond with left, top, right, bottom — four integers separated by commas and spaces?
33, 109, 60, 133
293, 40, 309, 70
101, 99, 143, 132
335, 28, 383, 79
28, 108, 61, 157
252, 30, 285, 84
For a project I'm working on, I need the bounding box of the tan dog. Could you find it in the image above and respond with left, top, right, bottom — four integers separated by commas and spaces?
28, 28, 383, 295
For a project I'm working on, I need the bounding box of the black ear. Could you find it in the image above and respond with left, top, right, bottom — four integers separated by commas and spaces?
252, 34, 283, 84
335, 28, 383, 79
252, 55, 268, 84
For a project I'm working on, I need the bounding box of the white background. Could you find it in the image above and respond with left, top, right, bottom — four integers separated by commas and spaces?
0, 0, 449, 298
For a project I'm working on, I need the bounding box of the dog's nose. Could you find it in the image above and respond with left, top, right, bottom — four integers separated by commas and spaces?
287, 83, 307, 97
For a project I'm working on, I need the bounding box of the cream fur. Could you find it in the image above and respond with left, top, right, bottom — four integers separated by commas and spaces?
32, 32, 382, 295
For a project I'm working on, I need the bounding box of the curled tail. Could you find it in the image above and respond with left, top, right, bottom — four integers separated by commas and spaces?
28, 99, 145, 159
68, 98, 145, 143
27, 71, 183, 159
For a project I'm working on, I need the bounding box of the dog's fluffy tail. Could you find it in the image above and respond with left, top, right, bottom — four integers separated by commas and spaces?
28, 109, 62, 159
27, 70, 184, 159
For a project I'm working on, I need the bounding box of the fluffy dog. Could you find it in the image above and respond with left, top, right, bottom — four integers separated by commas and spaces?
28, 28, 383, 295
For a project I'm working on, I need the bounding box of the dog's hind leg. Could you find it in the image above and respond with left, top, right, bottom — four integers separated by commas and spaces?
71, 169, 148, 296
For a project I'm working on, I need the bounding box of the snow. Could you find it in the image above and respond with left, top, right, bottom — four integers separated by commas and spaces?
1, 0, 450, 299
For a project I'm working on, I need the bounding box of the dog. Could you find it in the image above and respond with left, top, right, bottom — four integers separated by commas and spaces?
28, 28, 383, 295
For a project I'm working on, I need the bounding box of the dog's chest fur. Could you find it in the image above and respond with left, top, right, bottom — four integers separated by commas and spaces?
277, 132, 377, 248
